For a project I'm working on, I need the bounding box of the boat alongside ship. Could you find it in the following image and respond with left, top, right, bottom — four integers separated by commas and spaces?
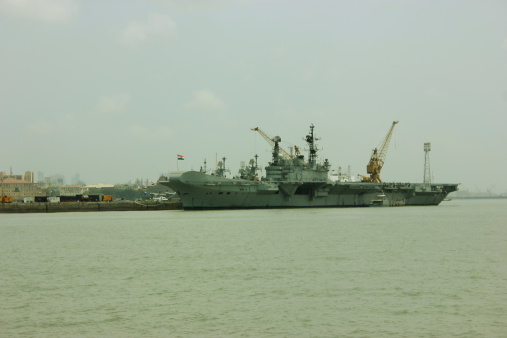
161, 124, 459, 210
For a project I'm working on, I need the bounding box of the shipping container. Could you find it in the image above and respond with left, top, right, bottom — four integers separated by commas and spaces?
48, 197, 60, 203
88, 194, 100, 202
60, 195, 78, 202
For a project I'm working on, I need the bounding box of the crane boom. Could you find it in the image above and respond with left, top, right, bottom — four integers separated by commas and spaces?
364, 121, 399, 183
251, 127, 293, 160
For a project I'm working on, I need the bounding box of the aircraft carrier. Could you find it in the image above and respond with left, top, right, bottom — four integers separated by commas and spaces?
161, 124, 458, 210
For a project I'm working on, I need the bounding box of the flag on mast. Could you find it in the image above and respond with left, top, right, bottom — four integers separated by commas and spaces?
177, 154, 185, 160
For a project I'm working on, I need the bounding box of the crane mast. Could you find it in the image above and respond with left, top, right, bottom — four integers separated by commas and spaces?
251, 127, 294, 160
364, 120, 399, 183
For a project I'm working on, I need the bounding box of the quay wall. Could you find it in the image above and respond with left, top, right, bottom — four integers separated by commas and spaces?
0, 201, 183, 213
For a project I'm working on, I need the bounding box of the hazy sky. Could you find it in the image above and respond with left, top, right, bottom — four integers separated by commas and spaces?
1, 0, 506, 192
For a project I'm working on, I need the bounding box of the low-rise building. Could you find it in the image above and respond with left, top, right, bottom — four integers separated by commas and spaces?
60, 185, 86, 196
85, 183, 115, 189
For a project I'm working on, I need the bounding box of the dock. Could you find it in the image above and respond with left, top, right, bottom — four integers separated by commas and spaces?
0, 201, 183, 213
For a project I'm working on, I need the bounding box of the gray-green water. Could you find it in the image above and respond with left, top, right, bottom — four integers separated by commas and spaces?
1, 199, 506, 337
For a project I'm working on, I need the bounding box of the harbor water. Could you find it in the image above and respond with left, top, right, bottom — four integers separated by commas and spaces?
1, 199, 506, 337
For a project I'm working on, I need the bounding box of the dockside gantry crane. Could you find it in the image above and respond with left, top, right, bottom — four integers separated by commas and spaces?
251, 127, 300, 160
360, 121, 399, 183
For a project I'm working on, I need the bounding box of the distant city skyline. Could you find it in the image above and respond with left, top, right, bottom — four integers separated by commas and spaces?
2, 168, 155, 187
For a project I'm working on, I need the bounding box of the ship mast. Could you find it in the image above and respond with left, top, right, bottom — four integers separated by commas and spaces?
305, 124, 319, 167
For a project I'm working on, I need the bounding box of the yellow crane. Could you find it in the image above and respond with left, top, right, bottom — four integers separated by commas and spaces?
362, 121, 399, 183
251, 127, 299, 160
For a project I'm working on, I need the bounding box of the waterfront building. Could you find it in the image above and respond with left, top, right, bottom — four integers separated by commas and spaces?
1, 178, 46, 202
60, 185, 86, 196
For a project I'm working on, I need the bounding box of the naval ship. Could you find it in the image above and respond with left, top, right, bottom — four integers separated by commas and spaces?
161, 124, 458, 210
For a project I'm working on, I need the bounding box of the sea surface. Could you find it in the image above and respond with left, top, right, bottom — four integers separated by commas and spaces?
1, 199, 506, 337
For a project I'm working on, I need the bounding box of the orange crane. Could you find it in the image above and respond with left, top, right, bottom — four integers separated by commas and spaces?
361, 121, 399, 183
251, 127, 299, 160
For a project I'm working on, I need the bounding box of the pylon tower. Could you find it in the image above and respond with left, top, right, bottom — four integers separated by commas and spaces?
424, 142, 431, 184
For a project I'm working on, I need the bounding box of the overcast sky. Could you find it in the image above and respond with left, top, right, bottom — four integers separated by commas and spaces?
1, 0, 506, 192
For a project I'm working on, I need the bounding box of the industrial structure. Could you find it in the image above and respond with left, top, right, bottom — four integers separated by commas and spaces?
251, 127, 301, 160
360, 121, 399, 183
424, 142, 431, 184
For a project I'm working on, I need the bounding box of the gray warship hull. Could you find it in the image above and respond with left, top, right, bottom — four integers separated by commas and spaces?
161, 171, 458, 210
